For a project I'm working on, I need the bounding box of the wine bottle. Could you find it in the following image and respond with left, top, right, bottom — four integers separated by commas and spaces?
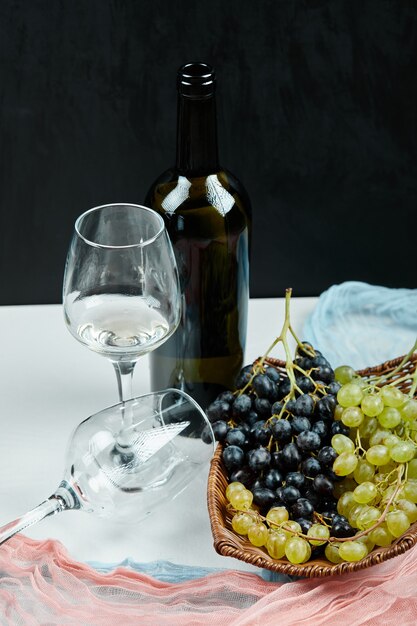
145, 62, 251, 408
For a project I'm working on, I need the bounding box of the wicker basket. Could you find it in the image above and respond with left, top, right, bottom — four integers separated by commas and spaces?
207, 353, 417, 577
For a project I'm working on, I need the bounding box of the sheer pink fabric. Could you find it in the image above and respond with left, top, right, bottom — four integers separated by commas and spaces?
1, 535, 416, 625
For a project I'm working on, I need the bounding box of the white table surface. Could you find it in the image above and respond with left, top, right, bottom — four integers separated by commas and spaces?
0, 297, 317, 572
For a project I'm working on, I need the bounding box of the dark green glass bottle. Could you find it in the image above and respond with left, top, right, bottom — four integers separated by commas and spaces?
145, 62, 251, 408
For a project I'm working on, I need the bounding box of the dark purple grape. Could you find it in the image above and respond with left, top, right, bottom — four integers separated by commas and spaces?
313, 474, 334, 496
303, 488, 320, 508
229, 466, 256, 487
225, 428, 247, 448
296, 376, 316, 393
282, 485, 301, 504
317, 446, 338, 467
278, 378, 291, 398
271, 401, 284, 415
330, 421, 350, 436
232, 394, 252, 419
296, 430, 321, 452
264, 468, 284, 490
235, 365, 253, 389
250, 421, 271, 446
247, 447, 271, 472
316, 396, 335, 421
312, 420, 328, 438
295, 517, 313, 533
295, 356, 313, 370
291, 498, 314, 519
252, 374, 274, 399
271, 418, 292, 443
206, 400, 230, 423
294, 394, 315, 417
271, 450, 286, 471
285, 399, 297, 414
296, 341, 315, 357
312, 365, 335, 384
265, 366, 281, 384
312, 355, 331, 368
327, 381, 341, 395
254, 397, 272, 418
291, 416, 311, 434
252, 487, 276, 509
285, 471, 306, 490
217, 390, 235, 404
201, 424, 214, 444
246, 410, 261, 427
281, 443, 302, 470
222, 446, 244, 472
300, 457, 322, 477
331, 521, 355, 538
318, 497, 337, 512
211, 420, 229, 442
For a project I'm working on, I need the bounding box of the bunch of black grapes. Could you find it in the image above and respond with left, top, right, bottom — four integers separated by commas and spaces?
204, 343, 356, 540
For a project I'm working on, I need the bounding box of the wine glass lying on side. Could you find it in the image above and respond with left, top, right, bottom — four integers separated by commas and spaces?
0, 389, 214, 545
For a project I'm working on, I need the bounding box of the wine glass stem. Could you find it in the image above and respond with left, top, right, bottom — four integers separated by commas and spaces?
113, 361, 136, 404
112, 361, 137, 445
0, 496, 67, 546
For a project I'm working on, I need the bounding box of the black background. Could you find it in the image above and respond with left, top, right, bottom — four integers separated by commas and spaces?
1, 0, 416, 305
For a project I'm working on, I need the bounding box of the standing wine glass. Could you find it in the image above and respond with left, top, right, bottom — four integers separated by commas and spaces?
63, 203, 181, 408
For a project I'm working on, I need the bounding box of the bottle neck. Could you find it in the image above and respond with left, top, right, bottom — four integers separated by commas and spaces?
175, 94, 219, 176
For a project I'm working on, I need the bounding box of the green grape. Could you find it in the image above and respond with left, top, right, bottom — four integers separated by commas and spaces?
334, 365, 356, 385
356, 505, 381, 530
337, 383, 364, 408
333, 451, 358, 476
232, 511, 254, 535
361, 393, 384, 417
266, 506, 289, 527
341, 406, 364, 427
282, 521, 302, 538
369, 523, 394, 547
331, 434, 355, 454
353, 459, 375, 484
390, 441, 416, 463
353, 481, 377, 504
400, 399, 417, 422
369, 429, 391, 446
407, 459, 417, 479
355, 533, 375, 552
337, 491, 356, 517
366, 445, 391, 466
247, 521, 269, 546
380, 386, 407, 409
382, 433, 401, 449
226, 481, 245, 501
285, 536, 311, 564
266, 530, 288, 559
358, 416, 378, 438
307, 524, 330, 546
325, 542, 343, 564
378, 407, 402, 429
402, 479, 417, 503
339, 540, 368, 562
348, 503, 367, 527
230, 488, 253, 510
396, 499, 417, 523
386, 510, 411, 538
378, 461, 396, 474
334, 405, 344, 421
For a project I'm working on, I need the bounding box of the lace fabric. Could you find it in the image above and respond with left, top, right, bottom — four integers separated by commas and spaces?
1, 535, 417, 625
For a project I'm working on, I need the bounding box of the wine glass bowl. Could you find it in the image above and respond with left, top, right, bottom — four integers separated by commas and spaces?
63, 203, 181, 400
0, 389, 214, 544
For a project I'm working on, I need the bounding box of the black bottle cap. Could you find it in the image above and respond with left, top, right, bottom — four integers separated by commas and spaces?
177, 62, 216, 99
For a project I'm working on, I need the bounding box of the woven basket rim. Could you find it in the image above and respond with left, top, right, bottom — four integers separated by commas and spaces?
207, 352, 417, 578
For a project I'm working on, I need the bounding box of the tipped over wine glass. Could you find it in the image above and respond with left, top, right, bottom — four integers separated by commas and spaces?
0, 390, 214, 545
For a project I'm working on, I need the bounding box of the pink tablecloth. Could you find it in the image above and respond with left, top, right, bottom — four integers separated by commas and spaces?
1, 535, 416, 625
